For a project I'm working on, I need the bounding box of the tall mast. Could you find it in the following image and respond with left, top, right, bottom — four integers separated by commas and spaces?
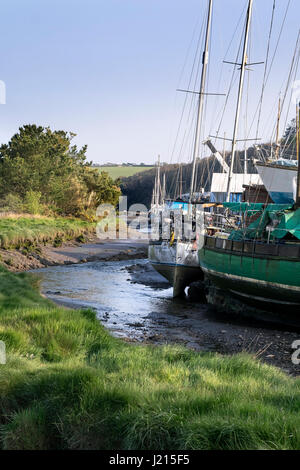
179, 164, 183, 199
226, 0, 253, 202
154, 170, 157, 207
244, 147, 248, 174
151, 185, 154, 207
162, 173, 166, 203
189, 0, 213, 204
296, 103, 300, 207
156, 155, 161, 208
275, 97, 281, 160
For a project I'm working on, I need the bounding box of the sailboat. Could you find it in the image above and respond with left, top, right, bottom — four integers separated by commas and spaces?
148, 0, 215, 297
148, 0, 262, 297
198, 0, 300, 320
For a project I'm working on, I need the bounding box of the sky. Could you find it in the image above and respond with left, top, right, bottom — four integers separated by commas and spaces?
0, 0, 299, 165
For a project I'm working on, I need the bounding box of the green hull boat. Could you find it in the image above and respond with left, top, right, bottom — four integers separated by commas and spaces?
198, 204, 300, 314
199, 236, 300, 311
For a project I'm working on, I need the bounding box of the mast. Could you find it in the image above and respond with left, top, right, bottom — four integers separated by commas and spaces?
223, 133, 226, 174
162, 173, 166, 203
244, 147, 248, 174
226, 0, 253, 202
179, 164, 183, 199
153, 170, 157, 207
275, 97, 281, 160
296, 102, 300, 207
156, 155, 161, 208
189, 0, 213, 204
151, 186, 154, 208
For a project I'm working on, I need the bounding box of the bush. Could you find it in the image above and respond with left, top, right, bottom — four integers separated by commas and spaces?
23, 190, 43, 215
0, 193, 23, 213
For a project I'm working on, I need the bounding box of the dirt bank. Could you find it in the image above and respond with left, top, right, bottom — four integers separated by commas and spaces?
0, 238, 148, 272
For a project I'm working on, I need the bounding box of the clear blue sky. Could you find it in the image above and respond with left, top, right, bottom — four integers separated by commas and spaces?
0, 0, 299, 164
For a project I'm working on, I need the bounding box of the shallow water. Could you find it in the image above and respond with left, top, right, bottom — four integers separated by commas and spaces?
34, 259, 197, 341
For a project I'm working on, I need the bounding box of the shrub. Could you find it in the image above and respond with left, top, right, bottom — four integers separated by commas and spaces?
0, 194, 23, 213
23, 190, 43, 215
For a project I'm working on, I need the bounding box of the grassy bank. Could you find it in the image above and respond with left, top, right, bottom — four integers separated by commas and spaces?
0, 267, 299, 450
0, 216, 95, 249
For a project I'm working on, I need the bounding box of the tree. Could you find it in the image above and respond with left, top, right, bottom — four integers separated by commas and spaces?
0, 125, 120, 216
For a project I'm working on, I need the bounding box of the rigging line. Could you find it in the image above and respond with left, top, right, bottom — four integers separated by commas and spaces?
280, 32, 300, 149
281, 64, 300, 157
261, 90, 283, 141
165, 15, 202, 166
176, 14, 203, 91
169, 13, 206, 164
204, 5, 247, 155
263, 33, 300, 147
177, 104, 197, 167
213, 14, 246, 143
255, 0, 276, 140
279, 32, 300, 116
173, 9, 208, 171
169, 97, 198, 196
200, 2, 247, 181
173, 45, 204, 173
176, 77, 200, 165
247, 0, 291, 139
282, 112, 299, 156
273, 32, 300, 157
206, 3, 218, 139
264, 0, 291, 85
208, 5, 227, 145
223, 1, 248, 62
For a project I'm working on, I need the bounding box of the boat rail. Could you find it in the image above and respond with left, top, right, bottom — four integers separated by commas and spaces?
204, 235, 300, 259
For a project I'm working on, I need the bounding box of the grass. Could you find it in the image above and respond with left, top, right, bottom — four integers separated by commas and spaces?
0, 266, 299, 449
0, 216, 95, 249
97, 166, 154, 180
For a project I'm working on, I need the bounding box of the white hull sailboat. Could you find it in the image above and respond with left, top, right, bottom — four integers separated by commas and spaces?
149, 240, 201, 297
148, 0, 214, 297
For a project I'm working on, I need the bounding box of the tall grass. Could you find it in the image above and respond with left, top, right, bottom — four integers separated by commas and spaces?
0, 217, 95, 249
0, 265, 299, 450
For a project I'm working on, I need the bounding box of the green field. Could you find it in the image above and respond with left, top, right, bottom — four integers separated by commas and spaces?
97, 166, 154, 179
0, 265, 299, 449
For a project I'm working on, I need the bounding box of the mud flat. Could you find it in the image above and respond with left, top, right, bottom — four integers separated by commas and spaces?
1, 238, 148, 271
38, 259, 300, 377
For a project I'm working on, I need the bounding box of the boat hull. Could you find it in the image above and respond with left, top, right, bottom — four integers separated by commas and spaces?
149, 241, 203, 297
199, 237, 300, 312
255, 163, 297, 204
